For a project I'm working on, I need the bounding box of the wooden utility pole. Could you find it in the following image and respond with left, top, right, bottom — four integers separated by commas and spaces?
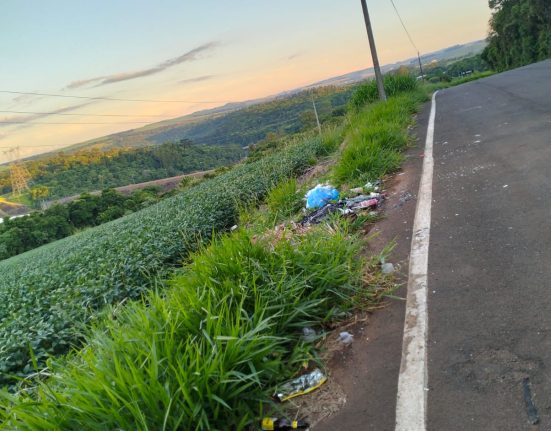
360, 0, 386, 101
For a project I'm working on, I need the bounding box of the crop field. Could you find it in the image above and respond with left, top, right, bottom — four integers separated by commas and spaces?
0, 136, 327, 383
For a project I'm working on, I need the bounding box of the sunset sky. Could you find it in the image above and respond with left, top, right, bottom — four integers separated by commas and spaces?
0, 0, 491, 161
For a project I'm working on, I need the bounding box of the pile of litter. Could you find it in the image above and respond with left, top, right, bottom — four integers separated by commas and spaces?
300, 181, 386, 226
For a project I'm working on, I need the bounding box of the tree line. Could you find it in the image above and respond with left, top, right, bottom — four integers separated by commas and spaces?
0, 188, 160, 261
482, 0, 551, 71
0, 140, 245, 200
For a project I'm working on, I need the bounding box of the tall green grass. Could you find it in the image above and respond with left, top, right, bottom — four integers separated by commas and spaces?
333, 89, 428, 186
266, 178, 304, 222
0, 224, 376, 430
348, 74, 419, 111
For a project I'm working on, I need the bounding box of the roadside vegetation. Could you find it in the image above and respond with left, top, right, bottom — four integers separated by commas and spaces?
0, 69, 497, 428
335, 80, 427, 186
0, 224, 377, 430
0, 135, 328, 385
0, 72, 421, 429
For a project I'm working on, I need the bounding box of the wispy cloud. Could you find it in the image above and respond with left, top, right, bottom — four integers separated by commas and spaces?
179, 75, 216, 85
287, 52, 303, 61
67, 42, 220, 89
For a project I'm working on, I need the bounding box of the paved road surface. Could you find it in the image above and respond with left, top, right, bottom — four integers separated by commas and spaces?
427, 60, 551, 430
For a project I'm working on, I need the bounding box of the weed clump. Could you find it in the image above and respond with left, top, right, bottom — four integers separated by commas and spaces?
349, 74, 418, 111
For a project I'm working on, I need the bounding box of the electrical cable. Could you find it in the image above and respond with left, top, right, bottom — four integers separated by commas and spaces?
0, 109, 170, 118
0, 90, 232, 104
388, 0, 420, 53
0, 121, 157, 125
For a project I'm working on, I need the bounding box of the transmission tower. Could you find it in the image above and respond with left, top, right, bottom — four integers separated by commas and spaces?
3, 147, 31, 196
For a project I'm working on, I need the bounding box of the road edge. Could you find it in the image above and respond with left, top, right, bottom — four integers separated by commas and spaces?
395, 91, 438, 431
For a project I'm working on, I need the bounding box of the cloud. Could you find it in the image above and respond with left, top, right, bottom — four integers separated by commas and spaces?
179, 75, 216, 85
287, 52, 303, 61
67, 41, 219, 89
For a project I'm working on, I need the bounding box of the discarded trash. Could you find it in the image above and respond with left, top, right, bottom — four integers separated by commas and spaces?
276, 368, 327, 402
305, 184, 339, 209
299, 202, 343, 226
338, 331, 354, 345
345, 194, 385, 210
394, 191, 414, 208
353, 198, 379, 209
350, 180, 382, 195
345, 195, 372, 206
300, 182, 385, 225
302, 327, 317, 343
261, 417, 310, 430
230, 225, 238, 231
382, 262, 395, 274
523, 377, 540, 425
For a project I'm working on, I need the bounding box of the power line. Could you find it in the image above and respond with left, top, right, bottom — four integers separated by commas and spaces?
0, 144, 59, 149
0, 90, 232, 104
388, 0, 419, 52
0, 121, 156, 125
387, 0, 425, 78
0, 109, 171, 118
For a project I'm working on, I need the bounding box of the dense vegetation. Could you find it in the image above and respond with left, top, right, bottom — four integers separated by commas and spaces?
348, 73, 418, 110
0, 135, 331, 385
0, 141, 244, 199
146, 86, 352, 146
424, 54, 491, 83
0, 72, 433, 429
0, 188, 160, 261
0, 225, 373, 430
482, 0, 551, 71
60, 85, 354, 155
335, 88, 427, 186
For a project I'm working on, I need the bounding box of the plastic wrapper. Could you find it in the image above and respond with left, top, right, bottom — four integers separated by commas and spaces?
305, 185, 339, 209
276, 368, 327, 402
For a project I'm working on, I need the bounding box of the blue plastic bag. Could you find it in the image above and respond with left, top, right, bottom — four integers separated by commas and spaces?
305, 184, 340, 209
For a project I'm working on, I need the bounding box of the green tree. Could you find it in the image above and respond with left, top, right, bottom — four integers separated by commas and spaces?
482, 0, 551, 71
30, 185, 50, 201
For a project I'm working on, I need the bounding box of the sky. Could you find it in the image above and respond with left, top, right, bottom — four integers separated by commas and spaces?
0, 0, 491, 161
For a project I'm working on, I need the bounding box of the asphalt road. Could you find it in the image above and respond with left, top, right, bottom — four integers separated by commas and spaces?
428, 60, 551, 430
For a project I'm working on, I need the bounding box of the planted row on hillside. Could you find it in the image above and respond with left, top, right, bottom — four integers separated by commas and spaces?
0, 137, 327, 384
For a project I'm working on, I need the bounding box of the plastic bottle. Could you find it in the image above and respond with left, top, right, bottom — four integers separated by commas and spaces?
261, 417, 309, 430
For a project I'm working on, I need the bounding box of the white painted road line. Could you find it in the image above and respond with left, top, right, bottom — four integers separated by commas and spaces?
395, 91, 438, 431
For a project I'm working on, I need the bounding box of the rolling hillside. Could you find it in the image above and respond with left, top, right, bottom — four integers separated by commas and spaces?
37, 40, 486, 156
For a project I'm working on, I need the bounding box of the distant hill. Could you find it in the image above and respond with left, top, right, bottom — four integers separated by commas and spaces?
20, 40, 486, 161
309, 40, 488, 87
60, 85, 355, 154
